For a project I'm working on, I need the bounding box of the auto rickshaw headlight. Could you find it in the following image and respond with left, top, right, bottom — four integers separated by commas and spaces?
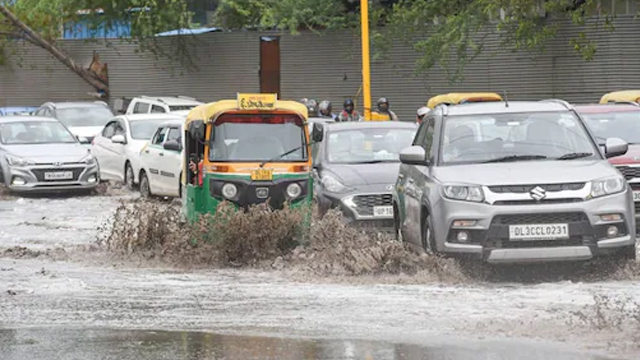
222, 183, 238, 199
286, 183, 302, 198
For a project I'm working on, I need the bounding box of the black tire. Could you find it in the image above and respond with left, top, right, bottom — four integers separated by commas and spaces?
178, 172, 183, 199
139, 171, 151, 199
421, 213, 437, 254
124, 162, 135, 190
393, 204, 403, 242
0, 164, 4, 184
617, 244, 636, 261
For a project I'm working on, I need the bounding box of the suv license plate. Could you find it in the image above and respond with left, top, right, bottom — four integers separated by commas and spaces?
44, 171, 73, 180
509, 224, 569, 241
633, 191, 640, 202
373, 206, 393, 217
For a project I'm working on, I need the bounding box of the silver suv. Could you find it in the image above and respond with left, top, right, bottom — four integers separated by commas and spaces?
393, 100, 636, 264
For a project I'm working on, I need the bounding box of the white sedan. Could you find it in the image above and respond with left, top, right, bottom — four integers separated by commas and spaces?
91, 114, 184, 189
138, 119, 184, 198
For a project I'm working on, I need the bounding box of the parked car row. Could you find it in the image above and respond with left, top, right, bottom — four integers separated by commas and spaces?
0, 96, 201, 193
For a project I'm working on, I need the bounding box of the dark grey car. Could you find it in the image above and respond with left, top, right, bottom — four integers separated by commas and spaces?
311, 121, 417, 231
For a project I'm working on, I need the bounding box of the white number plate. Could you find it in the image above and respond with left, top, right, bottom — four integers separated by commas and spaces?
44, 171, 73, 180
509, 224, 569, 241
373, 206, 394, 217
633, 191, 640, 202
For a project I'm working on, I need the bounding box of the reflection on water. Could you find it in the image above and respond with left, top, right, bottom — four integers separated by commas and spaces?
0, 328, 622, 360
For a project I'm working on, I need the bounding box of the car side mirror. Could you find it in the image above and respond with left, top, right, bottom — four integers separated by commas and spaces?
312, 123, 324, 142
399, 146, 428, 165
77, 136, 90, 144
604, 137, 628, 159
163, 139, 182, 152
111, 134, 126, 144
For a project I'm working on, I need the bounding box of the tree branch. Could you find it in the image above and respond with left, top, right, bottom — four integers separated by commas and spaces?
0, 5, 109, 95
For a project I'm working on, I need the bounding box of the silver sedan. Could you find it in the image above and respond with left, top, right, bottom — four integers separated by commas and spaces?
0, 116, 99, 193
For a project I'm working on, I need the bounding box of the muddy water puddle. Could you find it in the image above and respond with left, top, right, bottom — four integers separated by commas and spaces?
0, 328, 622, 360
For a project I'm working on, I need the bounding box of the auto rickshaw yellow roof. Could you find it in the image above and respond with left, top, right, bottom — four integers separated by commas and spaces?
185, 94, 308, 126
427, 92, 503, 109
599, 90, 640, 104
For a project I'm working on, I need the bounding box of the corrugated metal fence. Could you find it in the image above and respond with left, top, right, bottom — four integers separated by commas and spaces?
1, 17, 640, 121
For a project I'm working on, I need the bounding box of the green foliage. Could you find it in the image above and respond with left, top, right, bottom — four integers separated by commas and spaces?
215, 0, 623, 83
0, 0, 196, 69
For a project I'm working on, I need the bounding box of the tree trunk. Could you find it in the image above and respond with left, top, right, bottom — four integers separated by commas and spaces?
0, 5, 109, 96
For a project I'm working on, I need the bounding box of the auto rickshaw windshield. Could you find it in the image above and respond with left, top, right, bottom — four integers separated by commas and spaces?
208, 113, 308, 162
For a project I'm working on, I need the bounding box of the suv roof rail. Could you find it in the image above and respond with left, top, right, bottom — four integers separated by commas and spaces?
94, 100, 108, 106
539, 99, 572, 109
176, 95, 197, 101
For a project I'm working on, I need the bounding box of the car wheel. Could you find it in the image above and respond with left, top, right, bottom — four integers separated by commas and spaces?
139, 172, 151, 199
393, 205, 403, 242
617, 244, 636, 261
0, 164, 4, 183
124, 162, 135, 190
421, 214, 437, 255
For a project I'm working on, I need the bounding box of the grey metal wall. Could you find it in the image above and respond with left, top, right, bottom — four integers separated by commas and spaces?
2, 16, 640, 122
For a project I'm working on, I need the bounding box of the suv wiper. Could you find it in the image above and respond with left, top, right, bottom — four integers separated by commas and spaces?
356, 159, 395, 164
556, 152, 593, 160
483, 155, 547, 163
259, 145, 306, 168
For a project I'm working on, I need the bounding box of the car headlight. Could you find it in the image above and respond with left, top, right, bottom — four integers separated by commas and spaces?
321, 174, 349, 193
6, 154, 35, 167
80, 154, 96, 165
443, 185, 484, 202
590, 176, 625, 198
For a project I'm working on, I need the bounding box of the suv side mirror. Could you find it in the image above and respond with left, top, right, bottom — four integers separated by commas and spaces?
77, 136, 90, 144
111, 134, 126, 144
163, 139, 182, 152
604, 137, 628, 159
311, 122, 324, 143
399, 146, 428, 165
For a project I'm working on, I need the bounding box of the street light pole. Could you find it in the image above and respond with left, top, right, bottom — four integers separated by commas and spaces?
360, 0, 371, 121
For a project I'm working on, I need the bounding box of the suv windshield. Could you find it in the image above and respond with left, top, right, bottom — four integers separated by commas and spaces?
56, 106, 114, 127
209, 114, 307, 162
326, 127, 417, 164
582, 111, 640, 144
0, 121, 77, 144
440, 111, 598, 165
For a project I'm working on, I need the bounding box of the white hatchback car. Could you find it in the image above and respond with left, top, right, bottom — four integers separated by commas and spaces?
91, 114, 184, 189
138, 119, 184, 198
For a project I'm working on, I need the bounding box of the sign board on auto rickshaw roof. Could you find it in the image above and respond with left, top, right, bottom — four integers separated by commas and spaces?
185, 94, 308, 125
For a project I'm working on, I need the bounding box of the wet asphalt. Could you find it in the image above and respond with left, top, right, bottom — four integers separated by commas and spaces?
0, 193, 638, 359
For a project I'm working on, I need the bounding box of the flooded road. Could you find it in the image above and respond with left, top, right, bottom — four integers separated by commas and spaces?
0, 194, 639, 359
0, 328, 623, 360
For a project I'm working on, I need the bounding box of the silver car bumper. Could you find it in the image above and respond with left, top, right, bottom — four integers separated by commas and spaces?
431, 189, 636, 264
4, 163, 99, 193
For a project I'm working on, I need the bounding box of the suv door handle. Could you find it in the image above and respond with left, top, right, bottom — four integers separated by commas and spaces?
159, 152, 164, 156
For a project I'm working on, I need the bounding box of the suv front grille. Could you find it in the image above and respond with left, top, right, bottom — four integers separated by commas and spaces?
351, 193, 392, 216
488, 183, 585, 193
491, 212, 587, 225
616, 166, 640, 181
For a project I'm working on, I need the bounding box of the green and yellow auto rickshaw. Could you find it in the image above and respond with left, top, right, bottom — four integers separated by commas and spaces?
181, 93, 320, 222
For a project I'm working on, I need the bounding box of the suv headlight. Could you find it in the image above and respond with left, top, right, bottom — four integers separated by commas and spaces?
321, 174, 350, 193
590, 176, 625, 198
6, 154, 35, 167
80, 154, 96, 165
443, 185, 484, 202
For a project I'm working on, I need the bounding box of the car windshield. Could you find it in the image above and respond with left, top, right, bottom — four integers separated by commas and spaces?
130, 120, 171, 140
440, 111, 598, 165
582, 111, 640, 144
209, 114, 306, 162
0, 121, 77, 144
169, 105, 197, 111
325, 127, 417, 164
56, 106, 114, 127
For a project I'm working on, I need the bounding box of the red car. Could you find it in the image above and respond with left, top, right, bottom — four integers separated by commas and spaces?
575, 103, 640, 220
